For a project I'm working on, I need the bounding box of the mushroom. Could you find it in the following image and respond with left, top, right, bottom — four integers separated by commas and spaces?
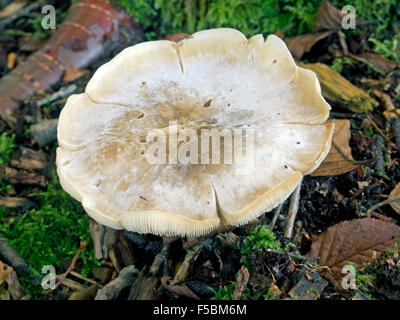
56, 28, 333, 237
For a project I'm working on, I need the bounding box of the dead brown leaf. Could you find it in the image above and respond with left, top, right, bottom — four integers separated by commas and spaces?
0, 261, 13, 285
313, 0, 355, 32
308, 218, 400, 287
284, 31, 333, 60
349, 53, 398, 75
312, 119, 358, 176
389, 183, 400, 215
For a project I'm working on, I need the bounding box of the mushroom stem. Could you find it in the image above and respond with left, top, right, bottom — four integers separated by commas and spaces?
284, 177, 303, 239
269, 202, 284, 231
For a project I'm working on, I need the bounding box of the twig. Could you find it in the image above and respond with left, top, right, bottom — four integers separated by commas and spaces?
45, 241, 86, 294
366, 198, 400, 216
284, 178, 303, 239
366, 114, 389, 142
332, 140, 374, 165
0, 236, 29, 276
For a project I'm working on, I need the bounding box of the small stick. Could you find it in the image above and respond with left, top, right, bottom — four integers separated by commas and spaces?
366, 115, 390, 142
69, 271, 98, 285
0, 236, 29, 276
366, 198, 399, 216
284, 178, 303, 239
45, 241, 86, 294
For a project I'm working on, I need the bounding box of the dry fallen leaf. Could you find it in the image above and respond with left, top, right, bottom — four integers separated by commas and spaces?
299, 63, 378, 113
62, 67, 89, 82
284, 31, 333, 60
308, 218, 400, 287
349, 53, 397, 75
389, 183, 400, 215
0, 261, 13, 285
312, 119, 358, 176
313, 0, 355, 32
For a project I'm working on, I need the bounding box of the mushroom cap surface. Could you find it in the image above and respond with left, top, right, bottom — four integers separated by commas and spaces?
57, 28, 333, 237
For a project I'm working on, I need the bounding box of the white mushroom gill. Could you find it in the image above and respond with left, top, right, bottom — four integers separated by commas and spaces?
56, 28, 333, 237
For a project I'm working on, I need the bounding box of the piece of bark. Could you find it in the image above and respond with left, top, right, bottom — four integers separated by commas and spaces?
215, 232, 239, 251
95, 265, 138, 300
5, 270, 28, 300
0, 0, 144, 115
89, 219, 105, 260
113, 232, 136, 268
10, 147, 47, 170
174, 245, 202, 282
150, 242, 173, 276
30, 119, 58, 146
4, 167, 45, 186
102, 227, 118, 260
288, 272, 328, 300
92, 266, 113, 285
109, 248, 122, 272
57, 277, 86, 291
0, 196, 34, 211
161, 276, 200, 300
233, 266, 250, 300
373, 90, 400, 120
0, 236, 29, 276
128, 269, 159, 300
299, 62, 378, 113
69, 284, 101, 300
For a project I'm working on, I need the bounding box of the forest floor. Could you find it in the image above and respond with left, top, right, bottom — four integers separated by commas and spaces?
0, 0, 399, 300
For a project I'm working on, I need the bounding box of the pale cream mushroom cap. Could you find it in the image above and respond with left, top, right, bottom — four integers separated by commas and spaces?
57, 28, 333, 237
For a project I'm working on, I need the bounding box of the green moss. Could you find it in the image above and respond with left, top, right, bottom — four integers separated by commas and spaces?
0, 132, 15, 166
354, 247, 399, 300
239, 225, 282, 255
0, 172, 99, 298
370, 34, 400, 65
120, 0, 321, 40
210, 282, 236, 300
